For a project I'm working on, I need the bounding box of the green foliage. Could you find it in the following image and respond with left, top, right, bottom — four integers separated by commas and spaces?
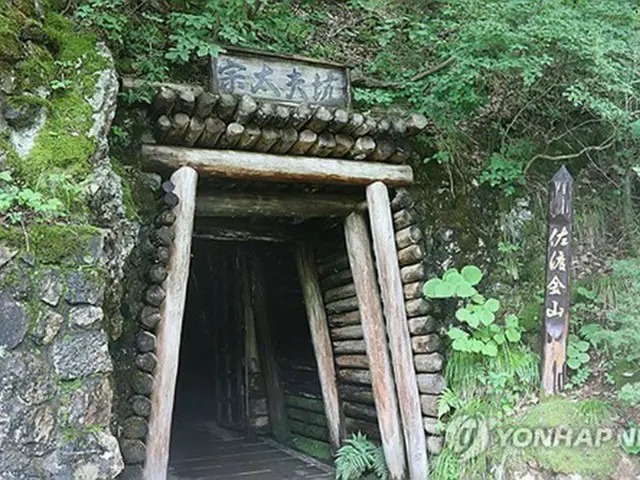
0, 169, 87, 224
617, 382, 640, 408
576, 399, 614, 426
74, 0, 313, 92
566, 334, 589, 368
580, 260, 640, 363
425, 265, 524, 357
335, 433, 388, 480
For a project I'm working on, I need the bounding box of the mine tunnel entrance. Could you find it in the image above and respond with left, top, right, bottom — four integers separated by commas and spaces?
168, 237, 330, 479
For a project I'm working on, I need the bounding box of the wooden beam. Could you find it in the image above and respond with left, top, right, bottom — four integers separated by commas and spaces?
366, 181, 429, 479
344, 211, 407, 480
141, 145, 414, 186
252, 254, 291, 444
295, 242, 345, 452
194, 218, 304, 243
144, 166, 198, 480
196, 192, 360, 218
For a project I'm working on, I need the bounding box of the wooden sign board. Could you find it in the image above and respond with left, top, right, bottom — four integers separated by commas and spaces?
541, 165, 573, 395
210, 47, 350, 107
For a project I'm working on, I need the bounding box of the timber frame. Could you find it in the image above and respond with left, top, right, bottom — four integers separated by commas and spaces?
126, 81, 445, 480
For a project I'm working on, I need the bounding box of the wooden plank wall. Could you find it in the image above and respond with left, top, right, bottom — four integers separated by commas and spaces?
391, 189, 445, 455
315, 234, 382, 441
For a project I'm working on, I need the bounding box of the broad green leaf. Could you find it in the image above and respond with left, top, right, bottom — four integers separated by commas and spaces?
466, 313, 480, 328
482, 341, 498, 357
567, 358, 581, 369
447, 327, 467, 340
461, 265, 483, 285
576, 340, 590, 352
452, 338, 471, 352
435, 281, 455, 298
455, 308, 470, 322
424, 279, 442, 298
456, 282, 477, 298
470, 339, 484, 353
504, 314, 519, 328
485, 298, 500, 313
479, 310, 495, 326
443, 269, 464, 285
494, 333, 506, 345
472, 294, 486, 305
577, 352, 590, 363
505, 328, 521, 343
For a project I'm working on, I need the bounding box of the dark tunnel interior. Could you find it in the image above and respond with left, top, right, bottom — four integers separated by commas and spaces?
168, 238, 315, 468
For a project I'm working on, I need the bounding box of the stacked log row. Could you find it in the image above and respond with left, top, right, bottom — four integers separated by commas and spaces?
315, 237, 381, 441
279, 360, 331, 445
149, 86, 430, 164
120, 182, 178, 471
391, 188, 445, 456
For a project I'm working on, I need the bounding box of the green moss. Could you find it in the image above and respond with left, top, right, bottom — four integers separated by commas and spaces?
0, 224, 101, 265
291, 436, 332, 461
0, 7, 25, 61
43, 13, 107, 91
8, 12, 109, 187
15, 43, 55, 91
518, 398, 619, 479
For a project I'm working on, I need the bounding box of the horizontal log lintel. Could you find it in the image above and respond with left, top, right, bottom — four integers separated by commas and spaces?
196, 192, 362, 218
142, 145, 414, 186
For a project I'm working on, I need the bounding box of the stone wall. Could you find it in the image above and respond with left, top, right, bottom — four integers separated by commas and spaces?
0, 236, 124, 479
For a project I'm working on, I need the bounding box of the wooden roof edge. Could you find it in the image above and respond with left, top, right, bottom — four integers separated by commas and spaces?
120, 76, 433, 136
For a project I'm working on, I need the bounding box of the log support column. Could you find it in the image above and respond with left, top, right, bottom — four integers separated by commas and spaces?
367, 181, 429, 479
344, 212, 407, 480
252, 254, 292, 444
295, 242, 346, 452
144, 166, 198, 480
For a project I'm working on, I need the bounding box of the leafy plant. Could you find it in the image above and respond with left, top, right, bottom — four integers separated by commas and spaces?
425, 265, 523, 357
567, 335, 590, 371
617, 383, 640, 408
0, 170, 86, 224
579, 260, 640, 363
577, 399, 614, 426
335, 433, 388, 480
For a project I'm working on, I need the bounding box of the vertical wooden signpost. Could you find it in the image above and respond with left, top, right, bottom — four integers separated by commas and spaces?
541, 165, 573, 395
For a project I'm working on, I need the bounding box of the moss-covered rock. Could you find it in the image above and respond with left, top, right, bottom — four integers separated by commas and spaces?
0, 225, 102, 265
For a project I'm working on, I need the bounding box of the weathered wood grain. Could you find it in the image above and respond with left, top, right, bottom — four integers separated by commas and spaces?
144, 166, 198, 480
296, 242, 345, 451
366, 182, 428, 479
344, 211, 407, 480
141, 145, 414, 185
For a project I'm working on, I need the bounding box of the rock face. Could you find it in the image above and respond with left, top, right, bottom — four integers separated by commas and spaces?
0, 6, 131, 478
0, 240, 125, 479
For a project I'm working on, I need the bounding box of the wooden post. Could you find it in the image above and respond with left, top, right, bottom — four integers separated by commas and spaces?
295, 242, 345, 451
252, 254, 291, 444
344, 212, 407, 480
144, 166, 198, 480
366, 181, 429, 480
542, 165, 573, 395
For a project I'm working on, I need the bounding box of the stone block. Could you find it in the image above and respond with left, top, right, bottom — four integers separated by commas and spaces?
69, 305, 104, 329
65, 270, 105, 305
32, 309, 63, 345
38, 269, 63, 307
53, 331, 113, 380
0, 292, 27, 349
